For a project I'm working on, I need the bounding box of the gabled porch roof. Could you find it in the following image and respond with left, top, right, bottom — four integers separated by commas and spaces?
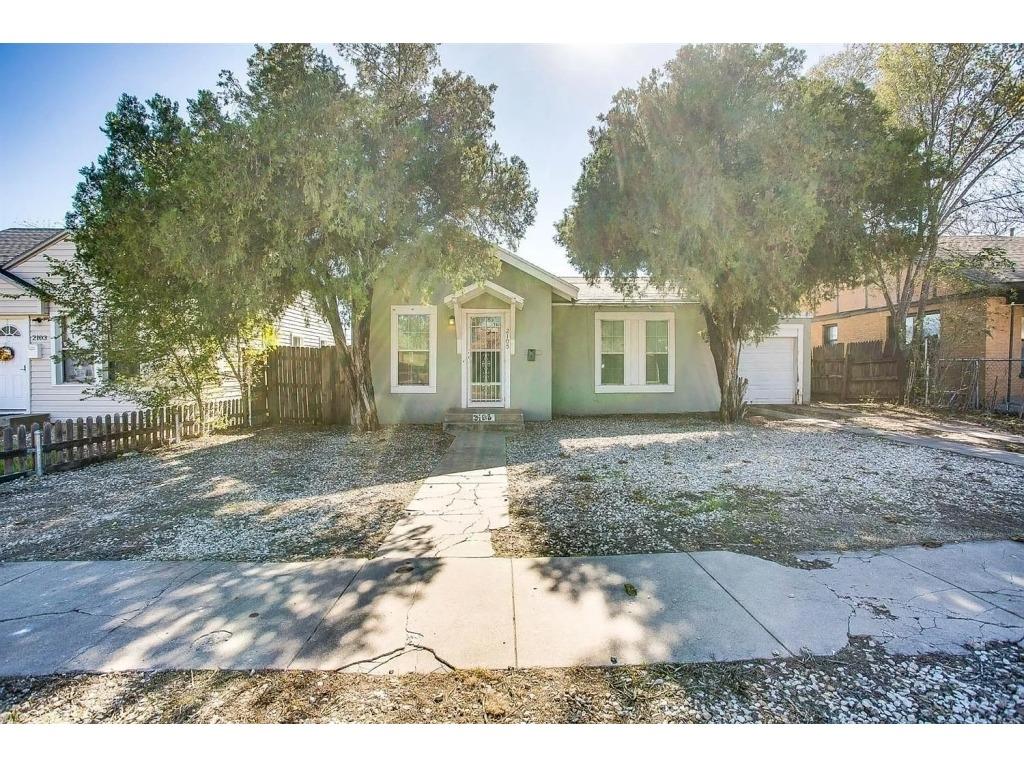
443, 280, 525, 309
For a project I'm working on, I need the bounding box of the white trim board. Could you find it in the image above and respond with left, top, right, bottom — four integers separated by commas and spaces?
443, 280, 525, 310
459, 307, 511, 408
493, 245, 579, 302
593, 311, 676, 394
390, 305, 438, 394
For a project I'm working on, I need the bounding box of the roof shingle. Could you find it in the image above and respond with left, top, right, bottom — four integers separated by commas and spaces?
0, 227, 65, 266
559, 276, 695, 304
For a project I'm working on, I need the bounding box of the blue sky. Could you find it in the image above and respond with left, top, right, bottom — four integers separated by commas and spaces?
0, 43, 841, 275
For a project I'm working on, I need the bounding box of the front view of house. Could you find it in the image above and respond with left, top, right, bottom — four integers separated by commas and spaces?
370, 248, 811, 425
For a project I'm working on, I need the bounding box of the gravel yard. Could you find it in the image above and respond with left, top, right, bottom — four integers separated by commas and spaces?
493, 416, 1024, 562
1, 639, 1020, 723
0, 425, 450, 561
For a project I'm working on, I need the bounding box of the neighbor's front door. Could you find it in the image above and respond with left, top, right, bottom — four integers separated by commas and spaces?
0, 317, 31, 412
465, 311, 509, 407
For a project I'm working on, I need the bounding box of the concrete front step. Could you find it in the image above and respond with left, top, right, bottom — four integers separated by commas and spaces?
443, 408, 524, 433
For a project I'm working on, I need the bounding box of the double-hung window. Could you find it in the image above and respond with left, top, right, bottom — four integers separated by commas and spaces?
51, 317, 100, 385
595, 312, 674, 393
391, 305, 437, 393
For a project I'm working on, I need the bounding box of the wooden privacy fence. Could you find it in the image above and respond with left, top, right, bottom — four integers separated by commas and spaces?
1, 398, 247, 482
263, 346, 350, 426
811, 340, 901, 401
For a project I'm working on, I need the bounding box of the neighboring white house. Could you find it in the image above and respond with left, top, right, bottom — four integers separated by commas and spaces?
0, 227, 334, 419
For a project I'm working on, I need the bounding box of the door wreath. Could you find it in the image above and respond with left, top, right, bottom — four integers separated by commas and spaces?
0, 345, 14, 362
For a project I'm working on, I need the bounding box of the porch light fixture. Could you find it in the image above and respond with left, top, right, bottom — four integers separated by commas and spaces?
448, 314, 456, 327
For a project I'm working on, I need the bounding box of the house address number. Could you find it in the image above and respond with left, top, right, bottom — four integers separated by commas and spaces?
472, 413, 496, 422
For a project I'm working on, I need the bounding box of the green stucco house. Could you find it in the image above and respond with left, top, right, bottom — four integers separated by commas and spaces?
370, 248, 811, 427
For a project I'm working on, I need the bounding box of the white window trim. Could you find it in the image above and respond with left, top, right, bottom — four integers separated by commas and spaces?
594, 311, 675, 394
390, 305, 437, 394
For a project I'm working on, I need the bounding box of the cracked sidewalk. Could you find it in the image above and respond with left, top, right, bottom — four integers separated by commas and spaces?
1, 539, 1021, 676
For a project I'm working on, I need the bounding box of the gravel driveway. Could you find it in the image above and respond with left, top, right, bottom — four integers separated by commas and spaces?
0, 425, 450, 561
493, 416, 1024, 562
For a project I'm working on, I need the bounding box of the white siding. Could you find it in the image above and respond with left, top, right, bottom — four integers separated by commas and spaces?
4, 237, 138, 418
273, 294, 334, 347
0, 274, 44, 315
6, 237, 335, 418
8, 238, 77, 282
27, 321, 139, 418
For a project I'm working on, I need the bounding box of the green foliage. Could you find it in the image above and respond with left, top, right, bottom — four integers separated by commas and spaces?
207, 44, 537, 430
558, 45, 909, 420
816, 44, 1024, 398
54, 93, 278, 416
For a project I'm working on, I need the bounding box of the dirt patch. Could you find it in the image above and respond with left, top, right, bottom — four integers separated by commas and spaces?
1, 639, 1020, 723
493, 415, 1024, 563
0, 425, 450, 561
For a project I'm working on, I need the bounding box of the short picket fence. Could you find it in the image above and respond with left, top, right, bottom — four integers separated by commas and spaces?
0, 398, 247, 482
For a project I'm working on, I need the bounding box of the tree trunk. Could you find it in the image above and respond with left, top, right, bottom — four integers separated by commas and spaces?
702, 306, 748, 423
346, 305, 380, 432
317, 287, 382, 433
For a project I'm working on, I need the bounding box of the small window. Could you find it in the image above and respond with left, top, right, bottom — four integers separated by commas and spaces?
905, 312, 940, 343
52, 318, 97, 385
823, 324, 839, 346
0, 324, 21, 337
391, 306, 437, 393
594, 312, 674, 393
291, 334, 302, 347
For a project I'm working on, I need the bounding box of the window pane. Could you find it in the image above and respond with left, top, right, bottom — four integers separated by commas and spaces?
646, 353, 669, 385
601, 353, 624, 385
59, 319, 95, 384
397, 351, 430, 385
904, 313, 941, 343
397, 314, 430, 351
645, 320, 668, 354
600, 320, 624, 354
63, 358, 95, 384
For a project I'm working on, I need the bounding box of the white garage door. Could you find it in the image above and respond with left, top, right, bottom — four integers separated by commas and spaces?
739, 336, 797, 404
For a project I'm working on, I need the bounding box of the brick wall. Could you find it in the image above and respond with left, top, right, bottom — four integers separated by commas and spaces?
811, 311, 890, 347
981, 298, 1024, 405
812, 296, 1024, 406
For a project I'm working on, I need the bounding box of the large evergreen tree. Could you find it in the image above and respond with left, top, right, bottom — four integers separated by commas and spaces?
558, 45, 919, 421
212, 44, 537, 430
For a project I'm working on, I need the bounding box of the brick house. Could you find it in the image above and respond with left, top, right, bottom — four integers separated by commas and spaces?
811, 235, 1024, 408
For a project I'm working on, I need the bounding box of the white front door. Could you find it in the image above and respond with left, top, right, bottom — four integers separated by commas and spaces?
0, 317, 31, 412
464, 311, 510, 407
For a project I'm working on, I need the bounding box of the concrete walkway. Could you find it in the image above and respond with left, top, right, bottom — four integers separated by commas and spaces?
751, 405, 1024, 467
376, 432, 509, 558
1, 540, 1022, 676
